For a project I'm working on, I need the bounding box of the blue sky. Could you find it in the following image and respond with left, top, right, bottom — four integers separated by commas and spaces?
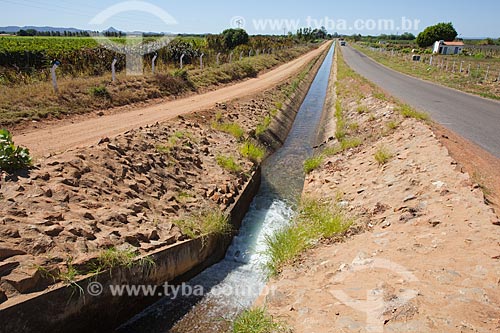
1, 0, 498, 38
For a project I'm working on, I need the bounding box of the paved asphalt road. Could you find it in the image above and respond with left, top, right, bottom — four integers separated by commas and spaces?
341, 45, 500, 159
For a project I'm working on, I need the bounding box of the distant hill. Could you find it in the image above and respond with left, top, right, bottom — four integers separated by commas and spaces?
0, 26, 87, 33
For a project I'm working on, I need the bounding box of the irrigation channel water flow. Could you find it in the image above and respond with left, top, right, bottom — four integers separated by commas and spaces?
118, 42, 336, 333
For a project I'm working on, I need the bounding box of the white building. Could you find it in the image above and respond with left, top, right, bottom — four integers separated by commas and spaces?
433, 40, 464, 55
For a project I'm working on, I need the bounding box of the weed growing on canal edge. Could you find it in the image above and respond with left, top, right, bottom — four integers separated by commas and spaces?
233, 307, 291, 333
303, 136, 363, 174
264, 197, 352, 276
240, 141, 266, 163
303, 155, 324, 174
175, 209, 230, 239
255, 115, 272, 137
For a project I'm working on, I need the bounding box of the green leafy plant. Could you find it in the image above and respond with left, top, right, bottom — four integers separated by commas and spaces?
0, 129, 32, 172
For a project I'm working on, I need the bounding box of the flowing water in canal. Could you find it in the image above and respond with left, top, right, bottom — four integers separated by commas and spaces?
118, 43, 335, 333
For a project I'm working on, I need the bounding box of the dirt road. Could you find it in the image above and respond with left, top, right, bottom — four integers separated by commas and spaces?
14, 43, 330, 158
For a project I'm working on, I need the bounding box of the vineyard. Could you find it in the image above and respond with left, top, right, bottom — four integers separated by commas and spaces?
0, 34, 300, 85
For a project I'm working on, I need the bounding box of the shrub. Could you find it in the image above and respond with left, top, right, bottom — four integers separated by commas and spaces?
240, 141, 265, 163
155, 73, 189, 94
0, 129, 32, 172
90, 85, 111, 99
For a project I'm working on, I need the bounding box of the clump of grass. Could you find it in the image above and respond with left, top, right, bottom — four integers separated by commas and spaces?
255, 115, 272, 136
57, 259, 79, 284
217, 155, 242, 173
156, 145, 171, 154
264, 197, 352, 276
303, 155, 324, 174
90, 85, 111, 99
323, 145, 342, 156
95, 247, 137, 270
386, 120, 399, 130
233, 307, 290, 333
335, 127, 346, 141
334, 100, 347, 141
156, 131, 190, 154
472, 171, 492, 197
374, 146, 393, 165
176, 209, 230, 239
212, 121, 245, 140
275, 101, 283, 110
348, 122, 359, 132
357, 105, 368, 114
373, 92, 387, 101
340, 137, 363, 150
240, 141, 265, 163
398, 104, 429, 121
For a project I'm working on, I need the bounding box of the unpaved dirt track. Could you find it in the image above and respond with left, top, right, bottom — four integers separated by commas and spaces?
15, 42, 330, 157
342, 45, 500, 159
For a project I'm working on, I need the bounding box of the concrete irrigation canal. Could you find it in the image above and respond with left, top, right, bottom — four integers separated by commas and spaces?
118, 43, 336, 333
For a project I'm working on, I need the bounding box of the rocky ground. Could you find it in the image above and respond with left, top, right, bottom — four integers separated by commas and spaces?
260, 50, 500, 332
0, 73, 303, 305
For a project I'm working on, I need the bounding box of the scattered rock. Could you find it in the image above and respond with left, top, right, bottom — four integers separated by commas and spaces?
0, 261, 20, 277
0, 288, 6, 304
44, 225, 64, 237
0, 248, 27, 261
149, 230, 160, 241
3, 268, 41, 293
403, 194, 417, 202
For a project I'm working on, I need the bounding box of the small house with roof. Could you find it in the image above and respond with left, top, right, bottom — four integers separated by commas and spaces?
433, 40, 464, 55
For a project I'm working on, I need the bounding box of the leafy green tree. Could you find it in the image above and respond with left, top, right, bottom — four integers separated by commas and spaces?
416, 22, 458, 47
221, 28, 249, 50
